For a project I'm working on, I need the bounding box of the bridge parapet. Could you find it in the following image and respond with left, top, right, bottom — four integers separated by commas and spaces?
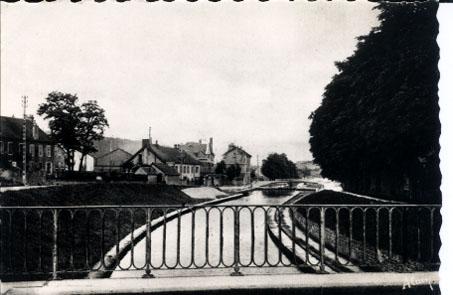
0, 203, 440, 282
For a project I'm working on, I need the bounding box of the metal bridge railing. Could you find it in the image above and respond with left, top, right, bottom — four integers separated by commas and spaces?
0, 204, 441, 281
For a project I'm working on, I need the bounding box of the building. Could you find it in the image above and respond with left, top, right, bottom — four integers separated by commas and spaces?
178, 138, 215, 176
296, 160, 322, 178
94, 148, 132, 172
0, 116, 55, 183
222, 143, 252, 185
73, 151, 95, 172
133, 163, 180, 185
124, 138, 202, 183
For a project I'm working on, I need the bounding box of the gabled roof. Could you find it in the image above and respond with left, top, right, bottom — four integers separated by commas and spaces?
222, 145, 252, 157
124, 144, 201, 166
0, 116, 51, 142
131, 163, 180, 176
152, 163, 180, 176
96, 148, 132, 160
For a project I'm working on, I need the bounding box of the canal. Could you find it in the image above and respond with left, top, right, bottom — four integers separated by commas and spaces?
111, 189, 303, 278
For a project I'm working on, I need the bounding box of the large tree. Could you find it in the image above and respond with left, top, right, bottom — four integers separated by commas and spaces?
38, 92, 109, 171
261, 153, 298, 180
309, 2, 440, 203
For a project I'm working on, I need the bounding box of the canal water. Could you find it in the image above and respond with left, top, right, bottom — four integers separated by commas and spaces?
111, 190, 302, 278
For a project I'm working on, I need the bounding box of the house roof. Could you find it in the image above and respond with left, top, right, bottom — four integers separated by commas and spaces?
95, 148, 132, 166
0, 116, 51, 142
132, 163, 180, 176
125, 144, 201, 166
152, 163, 180, 176
222, 144, 252, 157
96, 148, 132, 160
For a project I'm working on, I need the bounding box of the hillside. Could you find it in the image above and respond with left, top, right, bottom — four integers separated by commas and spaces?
93, 137, 142, 158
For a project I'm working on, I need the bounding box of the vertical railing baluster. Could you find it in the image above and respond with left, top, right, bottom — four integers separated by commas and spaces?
143, 208, 154, 278
417, 208, 421, 261
305, 208, 310, 264
9, 210, 13, 272
277, 207, 283, 264
23, 210, 28, 273
205, 209, 209, 267
38, 210, 43, 273
70, 211, 75, 271
100, 210, 105, 268
115, 210, 120, 267
176, 209, 181, 267
335, 209, 339, 263
319, 207, 326, 273
362, 208, 367, 264
251, 208, 255, 266
291, 208, 296, 266
375, 208, 380, 262
231, 206, 242, 276
264, 207, 269, 266
349, 209, 353, 263
191, 210, 195, 267
388, 208, 393, 260
130, 209, 135, 268
219, 208, 224, 267
162, 209, 167, 268
52, 209, 59, 280
85, 210, 90, 271
0, 210, 3, 275
429, 208, 434, 263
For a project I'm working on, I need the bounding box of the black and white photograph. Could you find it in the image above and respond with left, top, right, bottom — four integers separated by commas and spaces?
0, 1, 452, 294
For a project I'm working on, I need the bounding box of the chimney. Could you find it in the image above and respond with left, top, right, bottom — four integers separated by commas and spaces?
199, 139, 202, 144
155, 140, 158, 146
209, 137, 214, 154
142, 139, 150, 148
148, 127, 152, 146
31, 116, 39, 140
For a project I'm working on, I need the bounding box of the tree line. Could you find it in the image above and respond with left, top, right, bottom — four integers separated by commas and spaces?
309, 2, 440, 203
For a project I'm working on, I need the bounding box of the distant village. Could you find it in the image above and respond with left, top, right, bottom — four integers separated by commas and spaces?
0, 115, 321, 187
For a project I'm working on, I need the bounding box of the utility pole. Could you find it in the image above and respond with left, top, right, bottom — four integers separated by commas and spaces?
22, 95, 28, 186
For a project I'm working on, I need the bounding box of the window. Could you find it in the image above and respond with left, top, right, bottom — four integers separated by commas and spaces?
0, 141, 3, 154
29, 144, 35, 157
191, 166, 194, 173
46, 145, 52, 157
38, 145, 43, 157
7, 142, 13, 155
45, 162, 53, 174
195, 166, 199, 174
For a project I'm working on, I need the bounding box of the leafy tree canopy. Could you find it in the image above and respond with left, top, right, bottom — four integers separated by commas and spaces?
215, 160, 227, 175
226, 164, 241, 181
261, 153, 298, 180
308, 2, 440, 202
38, 91, 109, 171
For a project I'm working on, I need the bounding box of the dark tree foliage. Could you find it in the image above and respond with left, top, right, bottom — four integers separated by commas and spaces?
309, 2, 440, 203
261, 153, 298, 181
38, 92, 109, 171
215, 160, 227, 175
226, 164, 241, 181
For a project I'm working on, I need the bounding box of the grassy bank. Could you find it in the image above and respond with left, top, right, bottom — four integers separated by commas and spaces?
294, 190, 441, 271
0, 183, 208, 281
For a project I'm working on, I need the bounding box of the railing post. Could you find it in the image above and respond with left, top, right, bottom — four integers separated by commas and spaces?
231, 206, 243, 276
52, 209, 59, 280
143, 208, 154, 278
319, 207, 326, 273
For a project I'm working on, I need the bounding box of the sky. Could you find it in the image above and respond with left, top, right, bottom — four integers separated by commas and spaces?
0, 0, 379, 163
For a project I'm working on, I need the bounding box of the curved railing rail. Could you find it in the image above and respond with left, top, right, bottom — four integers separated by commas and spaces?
0, 204, 441, 281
